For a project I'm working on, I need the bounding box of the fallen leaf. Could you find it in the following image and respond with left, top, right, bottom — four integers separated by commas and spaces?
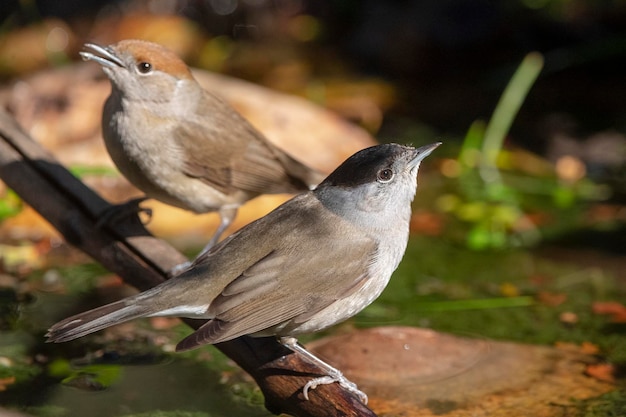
554, 341, 601, 356
559, 311, 578, 324
554, 341, 581, 352
0, 376, 16, 391
585, 363, 616, 383
581, 342, 601, 356
537, 291, 567, 306
592, 301, 626, 322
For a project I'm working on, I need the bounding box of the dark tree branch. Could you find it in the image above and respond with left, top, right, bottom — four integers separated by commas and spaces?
0, 109, 376, 417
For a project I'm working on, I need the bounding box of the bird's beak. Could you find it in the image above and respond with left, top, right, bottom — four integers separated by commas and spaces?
409, 142, 441, 168
80, 43, 125, 69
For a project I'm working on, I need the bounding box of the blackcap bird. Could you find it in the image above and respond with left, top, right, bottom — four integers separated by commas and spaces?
47, 142, 441, 403
80, 39, 324, 255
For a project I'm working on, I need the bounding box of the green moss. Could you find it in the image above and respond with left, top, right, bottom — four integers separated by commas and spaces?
119, 412, 211, 417
577, 390, 626, 417
359, 235, 626, 365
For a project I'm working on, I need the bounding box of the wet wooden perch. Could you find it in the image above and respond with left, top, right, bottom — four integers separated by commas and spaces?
0, 109, 377, 417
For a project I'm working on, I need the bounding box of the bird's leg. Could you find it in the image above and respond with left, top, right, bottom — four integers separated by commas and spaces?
169, 206, 238, 277
95, 197, 151, 228
198, 205, 238, 257
280, 336, 368, 404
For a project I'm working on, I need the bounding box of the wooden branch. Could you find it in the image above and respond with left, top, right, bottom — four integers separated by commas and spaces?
0, 109, 377, 417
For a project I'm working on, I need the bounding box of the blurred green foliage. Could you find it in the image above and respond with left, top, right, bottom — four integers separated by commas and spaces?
436, 52, 612, 250
0, 189, 22, 221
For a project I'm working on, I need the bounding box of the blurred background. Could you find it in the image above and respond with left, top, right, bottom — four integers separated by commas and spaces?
0, 1, 625, 416
2, 0, 626, 151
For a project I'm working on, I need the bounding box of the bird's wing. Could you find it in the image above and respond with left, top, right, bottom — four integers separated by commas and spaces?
176, 92, 309, 196
175, 204, 377, 351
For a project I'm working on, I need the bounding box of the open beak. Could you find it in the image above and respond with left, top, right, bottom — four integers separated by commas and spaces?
409, 142, 441, 168
80, 43, 125, 69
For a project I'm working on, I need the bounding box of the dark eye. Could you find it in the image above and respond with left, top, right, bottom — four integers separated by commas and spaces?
377, 168, 394, 183
137, 62, 152, 74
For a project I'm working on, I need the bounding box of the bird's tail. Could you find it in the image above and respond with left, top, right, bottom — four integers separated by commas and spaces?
46, 298, 152, 343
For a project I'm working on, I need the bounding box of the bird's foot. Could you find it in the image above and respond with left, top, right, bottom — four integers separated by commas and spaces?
96, 197, 151, 228
302, 371, 368, 404
279, 336, 368, 404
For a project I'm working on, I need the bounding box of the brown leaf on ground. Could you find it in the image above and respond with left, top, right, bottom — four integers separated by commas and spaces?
555, 341, 600, 357
308, 327, 615, 417
580, 341, 602, 355
559, 311, 578, 324
537, 291, 568, 306
592, 301, 626, 322
0, 376, 16, 391
585, 363, 617, 383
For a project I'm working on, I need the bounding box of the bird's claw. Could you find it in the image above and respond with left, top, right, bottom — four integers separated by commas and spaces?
302, 372, 368, 404
95, 197, 151, 228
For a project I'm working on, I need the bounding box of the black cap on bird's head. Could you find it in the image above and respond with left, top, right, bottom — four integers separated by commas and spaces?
319, 143, 441, 189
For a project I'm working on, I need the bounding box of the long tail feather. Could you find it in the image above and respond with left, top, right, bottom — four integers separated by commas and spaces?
46, 300, 150, 343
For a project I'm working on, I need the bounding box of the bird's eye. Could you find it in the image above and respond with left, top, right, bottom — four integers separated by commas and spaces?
137, 62, 153, 74
377, 168, 394, 183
